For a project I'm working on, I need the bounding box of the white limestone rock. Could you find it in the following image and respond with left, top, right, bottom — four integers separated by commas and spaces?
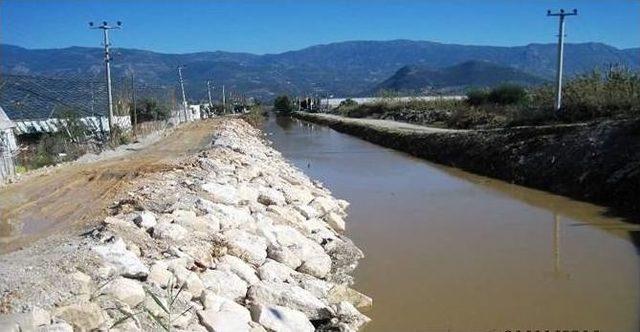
202, 182, 240, 205
257, 187, 286, 206
133, 210, 157, 229
267, 245, 302, 270
310, 196, 339, 216
197, 308, 250, 332
246, 281, 329, 319
215, 255, 260, 285
294, 205, 318, 220
102, 277, 145, 307
205, 203, 254, 230
250, 304, 314, 332
257, 259, 297, 283
324, 212, 346, 233
331, 301, 371, 331
200, 269, 248, 301
224, 229, 268, 266
36, 322, 74, 332
93, 238, 149, 279
152, 222, 188, 242
53, 302, 105, 331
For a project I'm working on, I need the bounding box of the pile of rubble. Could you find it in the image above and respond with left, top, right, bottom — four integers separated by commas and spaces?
1, 119, 370, 331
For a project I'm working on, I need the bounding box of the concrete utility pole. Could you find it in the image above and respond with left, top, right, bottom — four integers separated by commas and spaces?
222, 85, 226, 113
177, 65, 188, 122
547, 9, 578, 111
206, 80, 214, 112
131, 72, 137, 136
89, 20, 122, 138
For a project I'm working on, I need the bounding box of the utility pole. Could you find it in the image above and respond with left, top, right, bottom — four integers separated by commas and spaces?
547, 8, 577, 111
131, 72, 137, 136
89, 20, 121, 138
177, 65, 188, 122
222, 85, 226, 113
206, 80, 214, 115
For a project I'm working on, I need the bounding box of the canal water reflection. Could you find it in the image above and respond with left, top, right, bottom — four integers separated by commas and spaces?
264, 115, 639, 332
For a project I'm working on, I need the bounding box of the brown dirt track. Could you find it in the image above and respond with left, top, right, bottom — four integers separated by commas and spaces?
0, 119, 221, 253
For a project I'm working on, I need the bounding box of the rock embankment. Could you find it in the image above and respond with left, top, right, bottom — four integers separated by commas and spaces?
296, 112, 640, 220
0, 119, 370, 331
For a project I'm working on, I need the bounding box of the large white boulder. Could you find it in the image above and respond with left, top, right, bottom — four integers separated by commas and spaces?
272, 225, 332, 278
281, 185, 314, 205
92, 238, 149, 279
267, 246, 302, 270
246, 281, 329, 319
133, 210, 157, 229
202, 182, 240, 205
294, 205, 318, 220
53, 302, 105, 331
205, 203, 254, 230
331, 301, 371, 331
257, 187, 286, 206
224, 229, 267, 266
216, 255, 260, 285
324, 212, 346, 233
152, 222, 188, 242
197, 309, 250, 332
257, 259, 297, 283
310, 196, 338, 216
171, 266, 205, 299
147, 263, 172, 288
200, 269, 248, 301
250, 304, 314, 332
102, 277, 145, 307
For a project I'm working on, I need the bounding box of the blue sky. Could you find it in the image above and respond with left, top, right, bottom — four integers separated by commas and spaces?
1, 0, 639, 54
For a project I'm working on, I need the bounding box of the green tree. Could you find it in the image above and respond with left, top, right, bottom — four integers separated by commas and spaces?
273, 95, 293, 114
133, 98, 171, 122
487, 84, 528, 105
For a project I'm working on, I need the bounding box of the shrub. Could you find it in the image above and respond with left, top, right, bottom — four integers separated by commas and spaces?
339, 98, 358, 107
133, 98, 171, 122
487, 84, 528, 105
242, 105, 266, 127
466, 89, 489, 106
273, 95, 293, 114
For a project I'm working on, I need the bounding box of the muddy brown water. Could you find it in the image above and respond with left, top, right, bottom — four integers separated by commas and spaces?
265, 116, 640, 332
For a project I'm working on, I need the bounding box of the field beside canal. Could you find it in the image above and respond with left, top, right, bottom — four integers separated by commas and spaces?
295, 112, 640, 221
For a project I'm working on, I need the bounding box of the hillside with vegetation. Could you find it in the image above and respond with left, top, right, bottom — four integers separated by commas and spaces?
372, 60, 547, 94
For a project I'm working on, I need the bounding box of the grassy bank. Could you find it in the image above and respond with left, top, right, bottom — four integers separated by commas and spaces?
333, 68, 640, 129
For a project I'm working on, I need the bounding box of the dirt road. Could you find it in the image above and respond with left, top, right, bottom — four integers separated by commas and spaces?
0, 119, 221, 253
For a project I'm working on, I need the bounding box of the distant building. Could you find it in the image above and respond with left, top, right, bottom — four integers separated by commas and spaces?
0, 106, 18, 182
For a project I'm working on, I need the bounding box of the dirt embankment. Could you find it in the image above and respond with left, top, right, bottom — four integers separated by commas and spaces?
295, 112, 640, 221
0, 120, 219, 253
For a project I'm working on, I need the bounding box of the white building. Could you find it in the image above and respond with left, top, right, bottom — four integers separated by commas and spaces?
0, 106, 18, 182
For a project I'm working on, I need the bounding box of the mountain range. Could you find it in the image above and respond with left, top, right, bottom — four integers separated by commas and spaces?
1, 40, 638, 101
372, 60, 547, 94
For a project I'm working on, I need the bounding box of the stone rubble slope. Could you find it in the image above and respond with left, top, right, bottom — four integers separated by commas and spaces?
0, 119, 371, 331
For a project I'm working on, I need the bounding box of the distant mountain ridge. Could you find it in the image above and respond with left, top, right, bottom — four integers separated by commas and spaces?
1, 40, 638, 100
373, 60, 547, 94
